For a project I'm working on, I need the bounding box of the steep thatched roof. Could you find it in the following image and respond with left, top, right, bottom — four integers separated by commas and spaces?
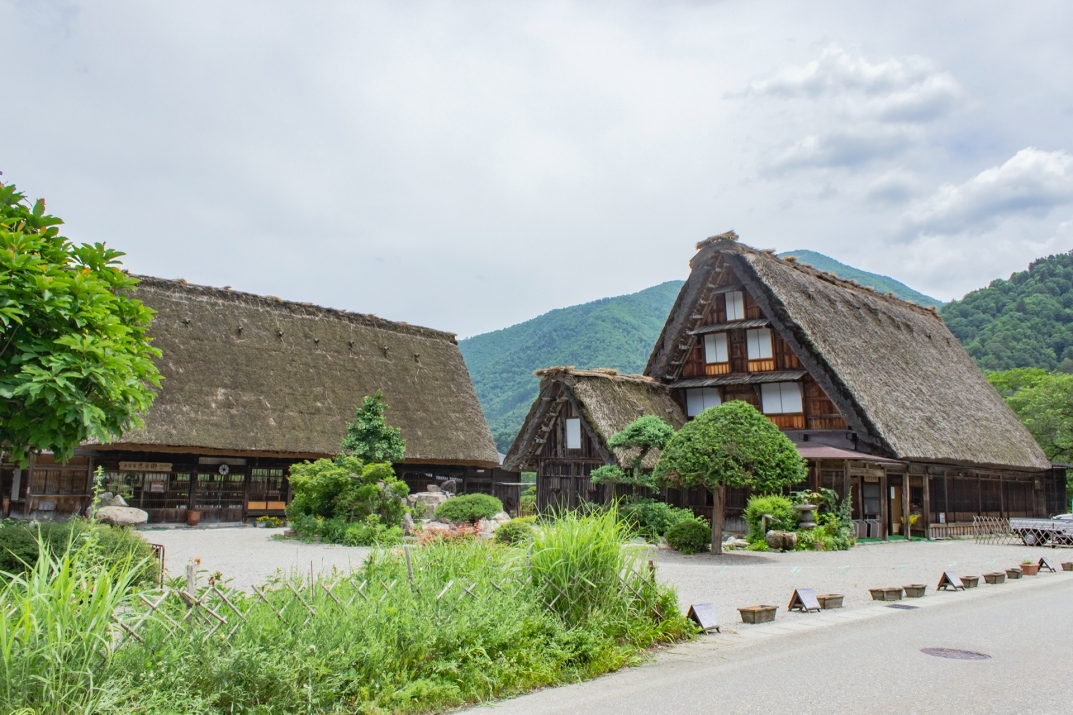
93, 276, 499, 466
647, 236, 1050, 471
503, 367, 686, 471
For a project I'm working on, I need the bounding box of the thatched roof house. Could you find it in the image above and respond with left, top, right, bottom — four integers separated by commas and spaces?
504, 367, 685, 511
647, 234, 1049, 471
19, 276, 503, 524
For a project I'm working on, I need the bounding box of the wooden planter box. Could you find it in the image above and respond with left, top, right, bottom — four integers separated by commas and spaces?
983, 572, 1006, 584
961, 575, 980, 588
1005, 568, 1023, 580
817, 594, 844, 609
738, 605, 778, 624
1062, 562, 1073, 572
1020, 563, 1040, 576
903, 584, 927, 598
869, 587, 904, 602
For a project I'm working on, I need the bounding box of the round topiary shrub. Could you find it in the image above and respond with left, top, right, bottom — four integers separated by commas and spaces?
495, 517, 535, 545
435, 493, 503, 523
665, 518, 711, 554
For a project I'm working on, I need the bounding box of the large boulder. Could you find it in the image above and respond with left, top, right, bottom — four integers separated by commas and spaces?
407, 490, 450, 513
766, 529, 797, 552
95, 506, 149, 526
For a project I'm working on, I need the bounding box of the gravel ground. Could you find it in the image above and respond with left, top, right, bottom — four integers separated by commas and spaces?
138, 526, 1066, 628
654, 538, 1067, 628
137, 526, 372, 590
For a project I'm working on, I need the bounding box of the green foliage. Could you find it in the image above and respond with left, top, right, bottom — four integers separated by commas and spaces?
589, 464, 625, 485
9, 515, 687, 715
619, 499, 697, 541
0, 518, 156, 584
664, 518, 711, 554
286, 457, 409, 543
436, 493, 503, 523
495, 517, 535, 545
743, 495, 798, 544
780, 250, 943, 307
0, 179, 162, 465
655, 401, 807, 494
340, 391, 406, 463
519, 485, 537, 517
942, 251, 1073, 372
988, 369, 1073, 463
343, 515, 403, 547
0, 534, 148, 715
592, 416, 675, 491
458, 281, 684, 452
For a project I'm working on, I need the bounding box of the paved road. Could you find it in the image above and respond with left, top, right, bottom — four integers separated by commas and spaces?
464, 576, 1073, 715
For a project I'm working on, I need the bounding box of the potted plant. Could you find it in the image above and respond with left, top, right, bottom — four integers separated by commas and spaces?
903, 584, 927, 598
1020, 558, 1040, 576
738, 605, 778, 623
983, 572, 1006, 584
1005, 567, 1023, 580
187, 509, 202, 527
817, 593, 844, 609
961, 575, 980, 588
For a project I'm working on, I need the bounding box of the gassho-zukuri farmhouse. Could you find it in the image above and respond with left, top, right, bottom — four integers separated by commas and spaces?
505, 233, 1068, 539
1, 277, 509, 523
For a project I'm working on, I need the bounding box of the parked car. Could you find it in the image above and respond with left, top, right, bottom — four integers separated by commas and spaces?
1009, 514, 1073, 546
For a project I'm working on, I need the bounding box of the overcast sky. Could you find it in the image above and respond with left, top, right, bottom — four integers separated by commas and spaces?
3, 1, 1072, 338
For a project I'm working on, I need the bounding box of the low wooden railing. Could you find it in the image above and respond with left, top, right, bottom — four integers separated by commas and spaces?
927, 522, 975, 540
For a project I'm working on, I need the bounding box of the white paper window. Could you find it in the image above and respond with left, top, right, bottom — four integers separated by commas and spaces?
746, 328, 773, 359
686, 387, 722, 417
703, 332, 729, 364
761, 382, 803, 414
725, 291, 745, 321
565, 418, 582, 449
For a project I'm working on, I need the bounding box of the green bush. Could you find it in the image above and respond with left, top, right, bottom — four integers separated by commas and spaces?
519, 485, 537, 517
495, 517, 535, 545
343, 515, 403, 547
664, 518, 711, 554
619, 499, 696, 541
0, 518, 156, 584
435, 493, 503, 523
743, 495, 798, 544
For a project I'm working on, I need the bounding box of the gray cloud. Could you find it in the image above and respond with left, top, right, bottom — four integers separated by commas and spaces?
765, 128, 913, 173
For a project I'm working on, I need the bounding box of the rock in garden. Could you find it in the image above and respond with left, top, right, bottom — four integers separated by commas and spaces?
492, 511, 511, 523
110, 494, 128, 507
401, 512, 415, 535
766, 530, 797, 551
425, 484, 441, 493
95, 506, 149, 526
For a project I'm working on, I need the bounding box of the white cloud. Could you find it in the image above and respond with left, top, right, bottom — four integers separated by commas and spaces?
765, 128, 911, 172
745, 44, 964, 123
903, 148, 1073, 236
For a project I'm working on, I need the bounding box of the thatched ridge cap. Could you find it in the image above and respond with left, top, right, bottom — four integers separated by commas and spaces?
134, 275, 458, 342
534, 366, 661, 385
704, 241, 942, 321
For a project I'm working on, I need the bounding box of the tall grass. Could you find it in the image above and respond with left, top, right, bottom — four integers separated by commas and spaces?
0, 537, 146, 715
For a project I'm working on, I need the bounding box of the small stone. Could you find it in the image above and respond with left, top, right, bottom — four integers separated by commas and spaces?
110, 494, 128, 507
401, 513, 416, 535
425, 484, 441, 493
492, 511, 511, 523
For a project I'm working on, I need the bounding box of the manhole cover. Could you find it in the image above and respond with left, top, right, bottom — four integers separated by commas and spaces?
887, 603, 918, 610
921, 648, 990, 660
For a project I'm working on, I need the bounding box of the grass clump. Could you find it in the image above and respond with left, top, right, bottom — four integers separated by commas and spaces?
495, 516, 535, 545
665, 518, 711, 554
0, 518, 156, 584
435, 493, 503, 523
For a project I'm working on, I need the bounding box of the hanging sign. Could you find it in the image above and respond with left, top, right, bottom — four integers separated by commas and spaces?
119, 462, 172, 473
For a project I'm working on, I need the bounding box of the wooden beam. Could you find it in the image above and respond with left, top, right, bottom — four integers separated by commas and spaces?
903, 472, 911, 542
922, 473, 931, 541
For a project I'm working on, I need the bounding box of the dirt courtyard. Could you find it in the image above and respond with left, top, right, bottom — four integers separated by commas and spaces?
139, 526, 1067, 626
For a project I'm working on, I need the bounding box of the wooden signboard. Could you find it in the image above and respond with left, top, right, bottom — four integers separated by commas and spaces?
687, 603, 720, 633
119, 462, 172, 473
1039, 557, 1058, 573
937, 572, 964, 591
788, 588, 822, 613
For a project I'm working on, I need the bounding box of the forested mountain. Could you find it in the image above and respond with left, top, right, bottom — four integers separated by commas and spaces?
942, 251, 1073, 372
780, 250, 943, 307
459, 281, 683, 452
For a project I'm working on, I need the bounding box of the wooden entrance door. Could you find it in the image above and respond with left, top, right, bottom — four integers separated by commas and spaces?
194, 470, 246, 522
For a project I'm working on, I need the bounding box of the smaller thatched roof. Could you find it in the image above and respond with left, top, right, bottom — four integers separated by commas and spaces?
503, 367, 686, 471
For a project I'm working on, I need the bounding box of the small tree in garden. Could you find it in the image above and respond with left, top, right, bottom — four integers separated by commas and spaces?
0, 179, 162, 466
341, 390, 406, 463
591, 415, 675, 499
654, 400, 806, 554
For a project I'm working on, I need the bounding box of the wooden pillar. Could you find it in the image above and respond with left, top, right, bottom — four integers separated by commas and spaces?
923, 473, 931, 541
903, 473, 911, 541
881, 471, 889, 541
999, 475, 1005, 518
943, 471, 950, 523
976, 475, 982, 517
842, 460, 851, 506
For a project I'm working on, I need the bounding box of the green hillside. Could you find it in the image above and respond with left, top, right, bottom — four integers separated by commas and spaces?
941, 251, 1073, 372
780, 250, 944, 308
459, 281, 683, 453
